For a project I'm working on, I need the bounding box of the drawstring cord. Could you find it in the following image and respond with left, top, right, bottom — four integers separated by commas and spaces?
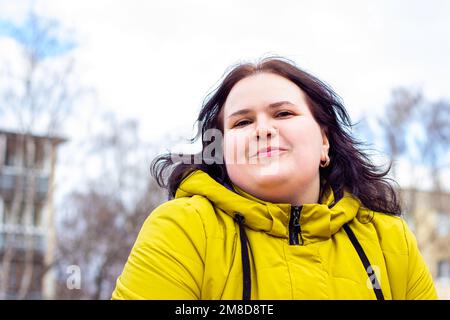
232, 215, 383, 300
234, 213, 251, 300
343, 223, 384, 300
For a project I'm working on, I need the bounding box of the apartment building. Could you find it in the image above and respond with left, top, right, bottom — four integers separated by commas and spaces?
401, 188, 450, 299
0, 129, 65, 299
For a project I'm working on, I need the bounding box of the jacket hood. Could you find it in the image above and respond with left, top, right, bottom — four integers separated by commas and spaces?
175, 170, 362, 245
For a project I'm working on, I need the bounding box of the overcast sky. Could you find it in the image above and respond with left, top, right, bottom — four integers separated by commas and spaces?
0, 0, 449, 191
1, 0, 449, 137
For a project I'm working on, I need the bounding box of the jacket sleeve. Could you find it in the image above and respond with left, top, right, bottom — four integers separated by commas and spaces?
112, 199, 206, 299
403, 221, 438, 299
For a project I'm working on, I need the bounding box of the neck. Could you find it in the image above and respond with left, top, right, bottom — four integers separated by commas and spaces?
289, 180, 320, 205
249, 175, 321, 205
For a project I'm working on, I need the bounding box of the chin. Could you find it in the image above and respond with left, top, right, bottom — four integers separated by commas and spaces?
253, 170, 290, 187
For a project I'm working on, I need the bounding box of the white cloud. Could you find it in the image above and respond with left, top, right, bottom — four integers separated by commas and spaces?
1, 0, 449, 194
1, 0, 443, 129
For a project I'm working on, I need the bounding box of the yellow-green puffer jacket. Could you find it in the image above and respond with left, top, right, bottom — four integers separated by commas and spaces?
112, 170, 437, 300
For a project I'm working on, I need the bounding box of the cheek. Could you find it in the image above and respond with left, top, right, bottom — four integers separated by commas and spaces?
223, 132, 236, 163
223, 131, 253, 185
223, 131, 249, 163
285, 122, 323, 162
223, 131, 236, 151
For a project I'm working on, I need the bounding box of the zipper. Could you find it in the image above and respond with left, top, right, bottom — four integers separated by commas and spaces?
289, 205, 303, 245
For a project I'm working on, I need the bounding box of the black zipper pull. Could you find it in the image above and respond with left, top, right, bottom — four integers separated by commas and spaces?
289, 205, 303, 245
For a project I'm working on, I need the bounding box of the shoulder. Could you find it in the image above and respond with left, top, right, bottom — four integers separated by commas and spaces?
355, 209, 413, 256
143, 195, 230, 242
144, 196, 210, 231
148, 195, 213, 222
360, 210, 437, 299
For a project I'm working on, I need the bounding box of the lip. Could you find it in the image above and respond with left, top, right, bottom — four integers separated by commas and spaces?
256, 147, 288, 157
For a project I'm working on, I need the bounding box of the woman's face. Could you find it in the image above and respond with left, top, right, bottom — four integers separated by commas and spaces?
222, 72, 329, 205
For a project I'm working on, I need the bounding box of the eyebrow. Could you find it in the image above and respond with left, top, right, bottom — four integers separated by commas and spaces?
227, 101, 297, 119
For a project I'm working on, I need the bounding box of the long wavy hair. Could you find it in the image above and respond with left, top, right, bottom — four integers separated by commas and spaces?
151, 56, 401, 215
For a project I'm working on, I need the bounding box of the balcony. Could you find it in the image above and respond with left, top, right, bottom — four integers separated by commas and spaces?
0, 166, 49, 200
0, 224, 46, 253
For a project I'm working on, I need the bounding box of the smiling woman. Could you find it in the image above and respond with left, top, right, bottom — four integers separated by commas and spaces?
221, 73, 329, 206
112, 56, 437, 300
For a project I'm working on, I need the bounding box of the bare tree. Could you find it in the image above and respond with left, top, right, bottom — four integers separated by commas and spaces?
414, 100, 450, 192
0, 11, 84, 299
360, 87, 450, 259
55, 116, 166, 299
409, 100, 450, 252
377, 87, 423, 180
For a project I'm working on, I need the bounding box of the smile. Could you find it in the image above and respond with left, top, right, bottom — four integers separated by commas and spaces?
257, 149, 287, 158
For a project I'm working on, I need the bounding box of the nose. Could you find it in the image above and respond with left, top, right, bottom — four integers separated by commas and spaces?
256, 127, 277, 140
252, 115, 278, 140
248, 117, 280, 158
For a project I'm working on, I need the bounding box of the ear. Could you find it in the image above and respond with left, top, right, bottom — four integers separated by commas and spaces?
321, 129, 330, 160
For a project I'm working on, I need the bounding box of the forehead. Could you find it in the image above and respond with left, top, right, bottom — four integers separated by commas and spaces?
223, 72, 306, 114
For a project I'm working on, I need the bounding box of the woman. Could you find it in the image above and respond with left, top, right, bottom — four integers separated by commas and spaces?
112, 57, 437, 300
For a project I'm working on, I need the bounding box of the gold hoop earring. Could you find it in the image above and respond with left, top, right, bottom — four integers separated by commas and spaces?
320, 156, 330, 168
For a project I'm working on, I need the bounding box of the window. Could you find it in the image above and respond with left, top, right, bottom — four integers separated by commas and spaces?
0, 134, 6, 166
35, 139, 45, 170
33, 202, 43, 227
5, 136, 16, 166
436, 212, 450, 237
3, 201, 26, 225
437, 260, 450, 280
0, 196, 4, 225
3, 201, 12, 224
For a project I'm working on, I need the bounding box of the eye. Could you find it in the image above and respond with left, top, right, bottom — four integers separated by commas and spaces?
233, 119, 252, 128
275, 111, 293, 118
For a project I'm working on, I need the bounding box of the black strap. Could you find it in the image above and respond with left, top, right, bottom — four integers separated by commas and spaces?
343, 224, 384, 300
234, 214, 251, 300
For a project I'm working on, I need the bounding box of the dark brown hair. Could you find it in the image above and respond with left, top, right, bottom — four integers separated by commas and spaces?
151, 56, 401, 215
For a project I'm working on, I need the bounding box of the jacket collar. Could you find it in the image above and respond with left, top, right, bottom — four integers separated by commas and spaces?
175, 170, 361, 245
